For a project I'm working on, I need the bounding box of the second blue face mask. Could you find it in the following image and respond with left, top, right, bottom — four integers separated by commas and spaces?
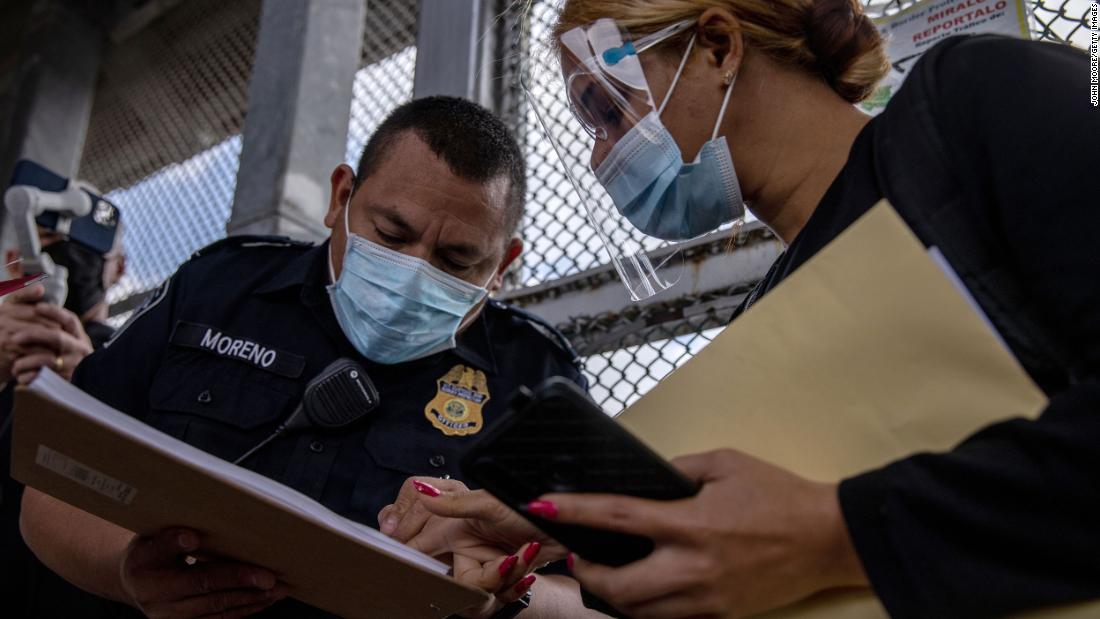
593, 34, 745, 242
327, 201, 490, 365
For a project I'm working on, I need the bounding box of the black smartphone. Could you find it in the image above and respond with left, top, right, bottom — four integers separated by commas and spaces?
461, 377, 699, 567
9, 159, 120, 254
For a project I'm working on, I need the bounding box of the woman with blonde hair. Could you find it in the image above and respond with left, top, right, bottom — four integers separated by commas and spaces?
382, 0, 1098, 616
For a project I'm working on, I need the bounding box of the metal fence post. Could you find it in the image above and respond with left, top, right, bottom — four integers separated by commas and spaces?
412, 0, 485, 102
0, 2, 102, 240
15, 9, 101, 179
228, 0, 366, 240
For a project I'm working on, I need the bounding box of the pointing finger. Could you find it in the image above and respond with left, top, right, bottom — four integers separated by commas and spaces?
530, 493, 687, 541
381, 477, 468, 540
419, 488, 508, 521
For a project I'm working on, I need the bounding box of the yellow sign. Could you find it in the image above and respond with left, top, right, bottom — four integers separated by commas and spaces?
424, 365, 490, 437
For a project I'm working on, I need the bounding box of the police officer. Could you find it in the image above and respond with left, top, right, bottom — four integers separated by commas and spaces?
20, 97, 601, 618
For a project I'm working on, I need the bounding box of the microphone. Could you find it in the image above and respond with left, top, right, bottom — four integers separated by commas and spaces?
233, 358, 379, 465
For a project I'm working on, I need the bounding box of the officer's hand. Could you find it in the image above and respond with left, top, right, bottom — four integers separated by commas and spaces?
453, 542, 542, 619
8, 301, 93, 384
118, 527, 289, 619
379, 477, 565, 561
377, 476, 470, 541
536, 449, 869, 619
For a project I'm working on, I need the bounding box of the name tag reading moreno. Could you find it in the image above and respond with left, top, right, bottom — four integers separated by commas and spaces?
170, 321, 306, 378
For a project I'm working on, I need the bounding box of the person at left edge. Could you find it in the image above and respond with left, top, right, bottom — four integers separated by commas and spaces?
20, 96, 601, 619
1, 214, 126, 619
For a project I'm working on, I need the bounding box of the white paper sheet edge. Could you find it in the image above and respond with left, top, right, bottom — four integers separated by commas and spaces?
28, 370, 449, 575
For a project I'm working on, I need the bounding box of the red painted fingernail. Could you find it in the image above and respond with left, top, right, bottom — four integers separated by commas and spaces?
498, 555, 518, 577
522, 541, 541, 564
567, 553, 575, 572
412, 480, 441, 497
525, 500, 558, 519
513, 574, 536, 594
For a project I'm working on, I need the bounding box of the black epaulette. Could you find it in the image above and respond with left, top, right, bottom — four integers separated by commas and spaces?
489, 299, 583, 368
189, 235, 314, 260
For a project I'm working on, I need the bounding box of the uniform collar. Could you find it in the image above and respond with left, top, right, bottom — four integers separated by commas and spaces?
255, 240, 499, 375
453, 307, 499, 375
254, 243, 321, 296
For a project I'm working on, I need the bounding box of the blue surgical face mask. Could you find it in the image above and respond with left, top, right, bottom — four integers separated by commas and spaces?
326, 199, 491, 365
593, 34, 744, 241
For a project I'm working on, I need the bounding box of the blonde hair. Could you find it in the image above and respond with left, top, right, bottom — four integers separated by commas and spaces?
553, 0, 890, 103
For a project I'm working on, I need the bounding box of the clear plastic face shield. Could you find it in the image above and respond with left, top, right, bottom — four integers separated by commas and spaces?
524, 18, 744, 301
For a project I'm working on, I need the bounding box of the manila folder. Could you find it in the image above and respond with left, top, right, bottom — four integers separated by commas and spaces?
617, 201, 1097, 618
12, 370, 486, 619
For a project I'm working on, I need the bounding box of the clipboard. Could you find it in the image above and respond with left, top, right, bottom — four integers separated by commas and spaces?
11, 371, 487, 619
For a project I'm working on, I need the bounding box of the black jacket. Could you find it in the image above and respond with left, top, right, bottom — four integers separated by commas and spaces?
73, 236, 584, 618
740, 35, 1099, 618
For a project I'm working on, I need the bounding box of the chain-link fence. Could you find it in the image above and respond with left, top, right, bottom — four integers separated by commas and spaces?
79, 0, 262, 324
563, 279, 757, 411
88, 0, 422, 326
512, 0, 1093, 287
75, 0, 1092, 412
507, 0, 1094, 414
345, 0, 419, 167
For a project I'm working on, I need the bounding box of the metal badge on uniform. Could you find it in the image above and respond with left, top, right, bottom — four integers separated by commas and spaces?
169, 321, 305, 378
424, 364, 490, 437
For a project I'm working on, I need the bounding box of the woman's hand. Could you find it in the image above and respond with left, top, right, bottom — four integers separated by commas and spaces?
379, 478, 570, 618
533, 449, 869, 619
378, 477, 566, 563
451, 542, 543, 619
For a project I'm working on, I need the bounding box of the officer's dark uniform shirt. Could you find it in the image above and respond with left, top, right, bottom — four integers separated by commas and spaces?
84, 320, 117, 350
70, 237, 586, 617
735, 36, 1099, 618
